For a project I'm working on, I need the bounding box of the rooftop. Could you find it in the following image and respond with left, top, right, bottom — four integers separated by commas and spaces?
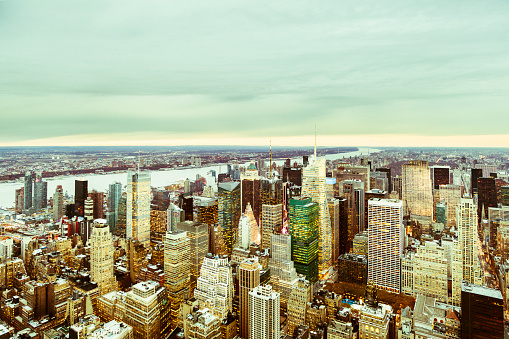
461, 281, 503, 299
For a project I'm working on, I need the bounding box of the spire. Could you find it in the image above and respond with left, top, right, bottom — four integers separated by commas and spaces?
314, 124, 317, 158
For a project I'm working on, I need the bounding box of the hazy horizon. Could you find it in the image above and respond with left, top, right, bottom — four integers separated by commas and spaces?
1, 0, 509, 147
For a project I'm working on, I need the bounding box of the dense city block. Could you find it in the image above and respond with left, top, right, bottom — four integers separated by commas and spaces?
0, 146, 507, 338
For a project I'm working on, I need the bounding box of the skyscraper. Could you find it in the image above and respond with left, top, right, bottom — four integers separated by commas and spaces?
90, 220, 116, 296
260, 204, 282, 251
15, 187, 24, 213
164, 230, 191, 329
32, 172, 47, 210
461, 199, 483, 272
364, 189, 388, 230
501, 185, 509, 206
248, 284, 280, 339
116, 197, 127, 237
244, 203, 260, 245
439, 184, 461, 229
52, 185, 64, 222
23, 172, 33, 211
176, 221, 209, 293
124, 280, 161, 338
301, 154, 332, 279
194, 254, 234, 321
88, 190, 104, 219
340, 180, 364, 251
239, 258, 260, 339
336, 164, 371, 191
451, 198, 484, 305
74, 179, 88, 217
238, 214, 252, 250
477, 177, 497, 220
368, 199, 404, 293
289, 197, 319, 284
327, 198, 340, 263
218, 182, 241, 256
413, 241, 448, 303
402, 160, 432, 217
335, 197, 349, 255
268, 233, 298, 308
470, 168, 483, 195
84, 196, 94, 221
127, 171, 151, 247
287, 277, 311, 336
375, 167, 392, 194
260, 178, 283, 206
108, 182, 122, 233
167, 202, 184, 232
431, 166, 450, 190
461, 281, 504, 339
241, 162, 261, 224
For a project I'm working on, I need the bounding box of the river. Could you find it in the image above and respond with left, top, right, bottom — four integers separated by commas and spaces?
0, 147, 379, 209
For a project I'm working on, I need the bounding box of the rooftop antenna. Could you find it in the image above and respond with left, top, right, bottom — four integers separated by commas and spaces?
314, 124, 317, 158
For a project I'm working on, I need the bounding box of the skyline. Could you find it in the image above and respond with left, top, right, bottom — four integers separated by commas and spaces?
1, 0, 509, 147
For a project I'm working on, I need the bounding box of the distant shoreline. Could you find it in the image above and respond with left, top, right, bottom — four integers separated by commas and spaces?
0, 147, 358, 183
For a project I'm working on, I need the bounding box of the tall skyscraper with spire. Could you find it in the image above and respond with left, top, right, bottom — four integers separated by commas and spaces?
301, 135, 332, 279
127, 171, 151, 247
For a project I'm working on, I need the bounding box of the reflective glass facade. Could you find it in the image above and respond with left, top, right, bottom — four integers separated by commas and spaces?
289, 197, 319, 283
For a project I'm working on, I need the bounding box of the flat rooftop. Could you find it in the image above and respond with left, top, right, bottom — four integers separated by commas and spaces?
461, 281, 502, 299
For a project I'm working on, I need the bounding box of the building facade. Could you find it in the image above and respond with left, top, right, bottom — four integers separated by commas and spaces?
289, 198, 319, 283
248, 284, 280, 339
164, 230, 191, 329
368, 199, 403, 293
194, 255, 234, 321
239, 258, 260, 339
127, 171, 151, 247
90, 220, 117, 296
302, 155, 333, 279
218, 182, 241, 256
402, 160, 432, 217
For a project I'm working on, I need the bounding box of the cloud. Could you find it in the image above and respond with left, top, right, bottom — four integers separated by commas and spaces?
0, 0, 508, 145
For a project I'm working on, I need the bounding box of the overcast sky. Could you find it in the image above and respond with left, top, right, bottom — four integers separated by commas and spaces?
1, 0, 509, 147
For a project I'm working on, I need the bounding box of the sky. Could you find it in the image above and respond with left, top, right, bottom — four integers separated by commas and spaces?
1, 0, 509, 147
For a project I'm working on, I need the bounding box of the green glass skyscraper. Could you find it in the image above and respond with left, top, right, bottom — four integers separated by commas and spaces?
501, 186, 509, 206
289, 197, 319, 283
